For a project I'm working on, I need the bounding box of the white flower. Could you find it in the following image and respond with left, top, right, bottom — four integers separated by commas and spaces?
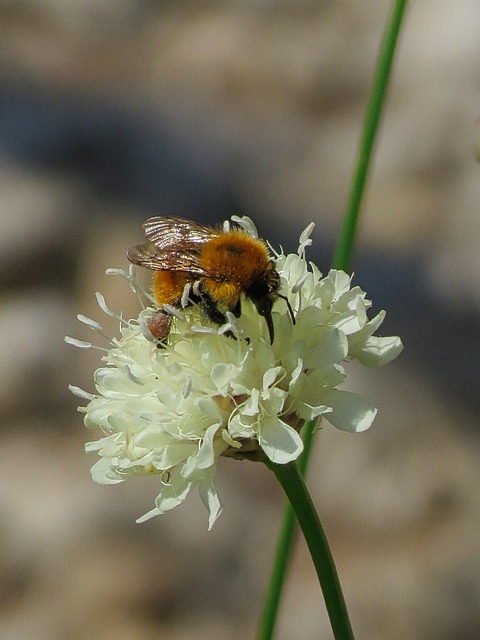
67, 219, 403, 528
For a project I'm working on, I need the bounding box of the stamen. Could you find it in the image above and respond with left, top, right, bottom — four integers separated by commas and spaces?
231, 215, 258, 238
162, 304, 185, 321
298, 223, 315, 256
68, 385, 95, 401
222, 429, 241, 448
131, 266, 156, 304
64, 336, 110, 352
292, 273, 308, 293
65, 336, 92, 349
95, 292, 129, 326
182, 376, 192, 399
267, 241, 281, 258
192, 280, 202, 296
221, 312, 241, 337
76, 314, 103, 332
191, 325, 218, 335
105, 267, 127, 278
106, 267, 152, 309
180, 282, 191, 308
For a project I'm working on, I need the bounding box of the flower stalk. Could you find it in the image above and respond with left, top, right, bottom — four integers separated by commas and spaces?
257, 420, 316, 640
265, 459, 354, 640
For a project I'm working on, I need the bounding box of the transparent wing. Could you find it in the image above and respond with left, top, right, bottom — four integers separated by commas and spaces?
142, 216, 218, 250
126, 241, 208, 275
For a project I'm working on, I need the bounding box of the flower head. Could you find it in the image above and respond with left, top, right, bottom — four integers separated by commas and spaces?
67, 218, 403, 528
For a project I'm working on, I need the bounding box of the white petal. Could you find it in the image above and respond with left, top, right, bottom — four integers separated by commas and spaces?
297, 402, 331, 421
263, 366, 284, 391
259, 417, 304, 463
85, 433, 124, 457
120, 364, 146, 386
241, 389, 260, 416
347, 309, 386, 352
136, 507, 162, 523
326, 270, 352, 297
262, 387, 287, 414
349, 310, 386, 346
157, 389, 185, 411
84, 399, 119, 429
94, 368, 138, 396
211, 363, 237, 391
107, 413, 141, 433
198, 477, 223, 529
227, 412, 255, 439
155, 474, 192, 513
290, 358, 304, 385
350, 335, 404, 367
194, 423, 220, 471
322, 389, 377, 432
303, 327, 348, 371
89, 458, 124, 485
334, 310, 363, 335
194, 397, 223, 421
152, 443, 197, 469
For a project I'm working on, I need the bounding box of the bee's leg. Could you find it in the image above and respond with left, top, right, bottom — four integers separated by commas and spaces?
197, 285, 244, 341
197, 287, 227, 325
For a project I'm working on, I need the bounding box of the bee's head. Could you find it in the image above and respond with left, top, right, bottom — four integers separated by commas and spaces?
247, 267, 280, 344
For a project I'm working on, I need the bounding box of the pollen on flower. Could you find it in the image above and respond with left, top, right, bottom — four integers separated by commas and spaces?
68, 216, 403, 528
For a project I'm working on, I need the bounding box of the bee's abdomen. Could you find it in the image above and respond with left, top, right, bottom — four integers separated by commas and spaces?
152, 271, 190, 306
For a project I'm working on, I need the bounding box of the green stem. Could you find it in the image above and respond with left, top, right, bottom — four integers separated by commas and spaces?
332, 0, 409, 272
257, 420, 316, 640
265, 460, 354, 640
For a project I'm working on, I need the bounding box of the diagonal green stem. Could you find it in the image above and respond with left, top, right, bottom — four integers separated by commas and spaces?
265, 459, 354, 640
332, 0, 409, 272
258, 2, 409, 638
257, 420, 317, 640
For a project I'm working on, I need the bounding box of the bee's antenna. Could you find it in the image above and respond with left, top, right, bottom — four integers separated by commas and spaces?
278, 294, 295, 325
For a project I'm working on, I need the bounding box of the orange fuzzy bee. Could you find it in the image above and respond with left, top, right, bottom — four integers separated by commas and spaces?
127, 216, 293, 343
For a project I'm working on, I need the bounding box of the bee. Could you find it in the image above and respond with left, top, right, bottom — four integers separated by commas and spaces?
127, 216, 294, 343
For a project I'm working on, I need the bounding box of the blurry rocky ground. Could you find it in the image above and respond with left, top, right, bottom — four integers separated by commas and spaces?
0, 1, 479, 639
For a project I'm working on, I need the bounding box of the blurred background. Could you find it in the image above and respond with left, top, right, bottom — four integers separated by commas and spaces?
1, 1, 479, 638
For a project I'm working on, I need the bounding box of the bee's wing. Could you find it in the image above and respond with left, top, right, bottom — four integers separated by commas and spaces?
142, 216, 217, 250
127, 242, 209, 276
